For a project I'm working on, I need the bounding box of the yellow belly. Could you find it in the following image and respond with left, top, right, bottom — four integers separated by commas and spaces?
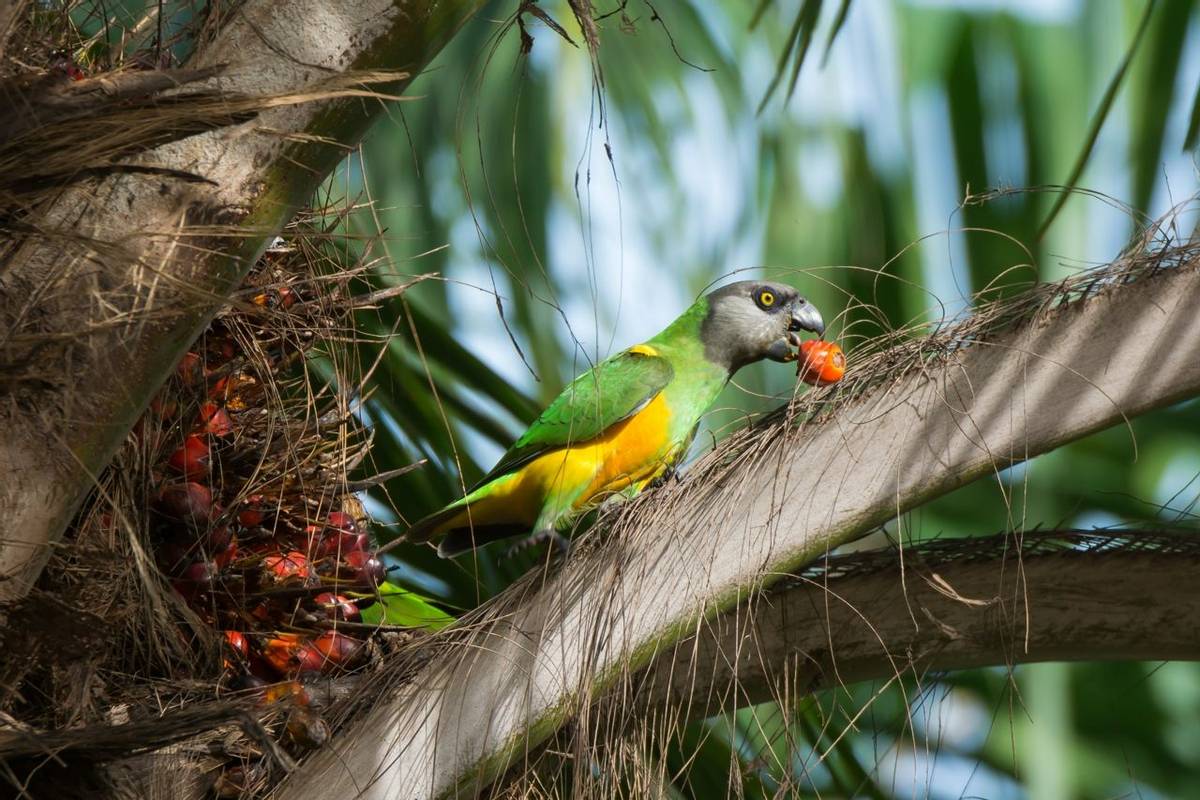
444, 393, 674, 532
571, 390, 674, 504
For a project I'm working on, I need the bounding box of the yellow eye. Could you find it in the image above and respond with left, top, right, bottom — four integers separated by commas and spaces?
758, 290, 775, 308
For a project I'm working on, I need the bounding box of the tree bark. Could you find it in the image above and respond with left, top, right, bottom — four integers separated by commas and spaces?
282, 256, 1200, 800
642, 530, 1200, 716
0, 0, 486, 603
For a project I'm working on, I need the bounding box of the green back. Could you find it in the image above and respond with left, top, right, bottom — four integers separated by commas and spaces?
474, 348, 674, 488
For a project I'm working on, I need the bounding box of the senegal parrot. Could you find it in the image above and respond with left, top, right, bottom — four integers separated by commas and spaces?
405, 281, 825, 557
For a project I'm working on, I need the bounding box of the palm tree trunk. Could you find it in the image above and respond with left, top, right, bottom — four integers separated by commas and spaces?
0, 0, 486, 605
645, 529, 1200, 715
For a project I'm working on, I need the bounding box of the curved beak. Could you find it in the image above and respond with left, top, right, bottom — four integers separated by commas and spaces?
788, 300, 825, 339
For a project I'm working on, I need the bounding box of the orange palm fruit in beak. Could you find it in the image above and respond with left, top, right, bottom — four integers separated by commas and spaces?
796, 340, 846, 386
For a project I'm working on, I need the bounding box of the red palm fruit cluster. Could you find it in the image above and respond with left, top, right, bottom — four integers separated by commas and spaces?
154, 474, 385, 681
138, 278, 391, 765
65, 245, 435, 798
146, 263, 454, 796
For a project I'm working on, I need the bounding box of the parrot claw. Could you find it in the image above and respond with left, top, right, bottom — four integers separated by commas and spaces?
505, 529, 572, 560
646, 465, 680, 491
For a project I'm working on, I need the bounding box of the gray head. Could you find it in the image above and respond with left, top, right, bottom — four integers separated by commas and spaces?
700, 280, 825, 372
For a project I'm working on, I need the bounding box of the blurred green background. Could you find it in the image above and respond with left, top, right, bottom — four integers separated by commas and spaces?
330, 1, 1200, 796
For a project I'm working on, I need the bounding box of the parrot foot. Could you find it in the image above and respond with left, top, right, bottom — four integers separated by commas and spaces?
645, 466, 679, 491
506, 529, 572, 560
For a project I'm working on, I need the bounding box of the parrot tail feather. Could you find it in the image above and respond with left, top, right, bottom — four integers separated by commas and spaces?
437, 524, 527, 558
405, 500, 530, 557
402, 502, 468, 544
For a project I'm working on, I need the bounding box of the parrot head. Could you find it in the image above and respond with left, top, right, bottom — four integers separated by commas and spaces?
700, 280, 825, 372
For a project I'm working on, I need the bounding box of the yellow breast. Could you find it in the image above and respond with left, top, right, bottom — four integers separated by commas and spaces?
510, 392, 673, 511
439, 391, 674, 535
577, 391, 673, 502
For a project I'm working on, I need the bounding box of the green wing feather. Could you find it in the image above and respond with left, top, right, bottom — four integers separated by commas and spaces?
473, 348, 674, 488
